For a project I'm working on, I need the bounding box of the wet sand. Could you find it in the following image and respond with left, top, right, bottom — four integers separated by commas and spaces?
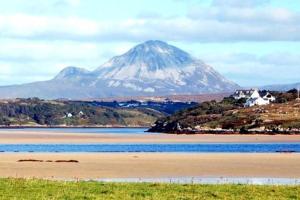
0, 131, 300, 144
0, 153, 299, 179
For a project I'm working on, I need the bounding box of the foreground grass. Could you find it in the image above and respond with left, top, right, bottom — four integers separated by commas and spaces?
0, 179, 299, 200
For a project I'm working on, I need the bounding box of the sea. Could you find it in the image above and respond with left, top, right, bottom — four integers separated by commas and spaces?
0, 128, 299, 153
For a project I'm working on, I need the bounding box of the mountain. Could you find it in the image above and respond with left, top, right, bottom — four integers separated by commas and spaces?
0, 40, 239, 99
261, 82, 300, 91
54, 66, 91, 80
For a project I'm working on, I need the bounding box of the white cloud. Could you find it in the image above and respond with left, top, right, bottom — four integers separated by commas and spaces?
212, 0, 270, 8
0, 15, 100, 39
188, 6, 298, 24
61, 0, 81, 7
204, 52, 300, 67
0, 39, 101, 62
200, 52, 300, 86
0, 6, 299, 44
21, 0, 81, 15
0, 39, 134, 85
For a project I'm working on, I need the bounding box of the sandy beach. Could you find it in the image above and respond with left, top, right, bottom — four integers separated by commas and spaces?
0, 153, 299, 179
0, 130, 299, 180
0, 130, 300, 144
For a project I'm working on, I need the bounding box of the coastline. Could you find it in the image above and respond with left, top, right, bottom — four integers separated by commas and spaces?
147, 129, 300, 135
0, 125, 149, 129
0, 153, 299, 179
2, 126, 299, 135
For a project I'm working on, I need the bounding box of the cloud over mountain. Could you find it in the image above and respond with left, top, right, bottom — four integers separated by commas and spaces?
0, 0, 299, 87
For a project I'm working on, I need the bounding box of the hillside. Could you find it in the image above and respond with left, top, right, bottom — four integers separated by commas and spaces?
0, 99, 164, 127
149, 90, 300, 134
0, 40, 239, 99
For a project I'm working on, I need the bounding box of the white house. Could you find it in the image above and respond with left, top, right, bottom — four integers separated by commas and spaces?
244, 97, 270, 107
233, 89, 276, 107
232, 89, 260, 100
262, 92, 276, 102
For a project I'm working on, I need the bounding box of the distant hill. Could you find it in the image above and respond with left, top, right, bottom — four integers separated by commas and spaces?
87, 100, 198, 115
0, 40, 239, 99
261, 82, 300, 91
0, 99, 164, 127
86, 93, 230, 103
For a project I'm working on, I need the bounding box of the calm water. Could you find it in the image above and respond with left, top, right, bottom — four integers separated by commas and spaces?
0, 128, 150, 134
0, 143, 300, 153
0, 128, 299, 153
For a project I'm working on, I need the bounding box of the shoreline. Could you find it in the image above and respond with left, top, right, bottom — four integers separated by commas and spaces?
1, 126, 300, 135
1, 130, 300, 144
0, 153, 299, 180
0, 126, 148, 129
147, 130, 300, 135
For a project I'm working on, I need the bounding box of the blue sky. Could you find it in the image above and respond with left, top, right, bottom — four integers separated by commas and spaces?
0, 0, 300, 87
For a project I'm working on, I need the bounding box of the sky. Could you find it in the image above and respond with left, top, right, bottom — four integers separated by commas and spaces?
0, 0, 300, 87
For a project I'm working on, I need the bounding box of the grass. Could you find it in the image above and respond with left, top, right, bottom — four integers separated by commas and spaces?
0, 179, 299, 199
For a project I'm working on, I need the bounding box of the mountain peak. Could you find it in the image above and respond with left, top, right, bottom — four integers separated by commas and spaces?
0, 41, 239, 99
129, 40, 189, 58
92, 40, 238, 95
143, 40, 168, 45
54, 66, 90, 80
139, 40, 170, 49
98, 40, 195, 74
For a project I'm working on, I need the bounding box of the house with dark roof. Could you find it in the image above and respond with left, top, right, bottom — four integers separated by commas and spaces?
232, 89, 276, 107
232, 89, 260, 100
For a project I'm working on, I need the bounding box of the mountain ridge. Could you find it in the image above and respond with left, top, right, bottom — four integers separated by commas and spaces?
260, 82, 300, 91
0, 40, 239, 99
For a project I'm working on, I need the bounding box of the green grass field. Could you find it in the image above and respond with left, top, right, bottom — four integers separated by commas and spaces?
0, 179, 299, 200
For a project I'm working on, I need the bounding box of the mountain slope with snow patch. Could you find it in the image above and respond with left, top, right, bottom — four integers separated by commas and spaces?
0, 40, 239, 99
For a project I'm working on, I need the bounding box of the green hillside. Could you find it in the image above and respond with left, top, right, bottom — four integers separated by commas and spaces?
0, 98, 164, 127
149, 90, 300, 134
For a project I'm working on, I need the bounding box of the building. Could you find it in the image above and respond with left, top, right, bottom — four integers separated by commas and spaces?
244, 97, 270, 107
232, 89, 276, 107
262, 92, 276, 102
232, 89, 260, 100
